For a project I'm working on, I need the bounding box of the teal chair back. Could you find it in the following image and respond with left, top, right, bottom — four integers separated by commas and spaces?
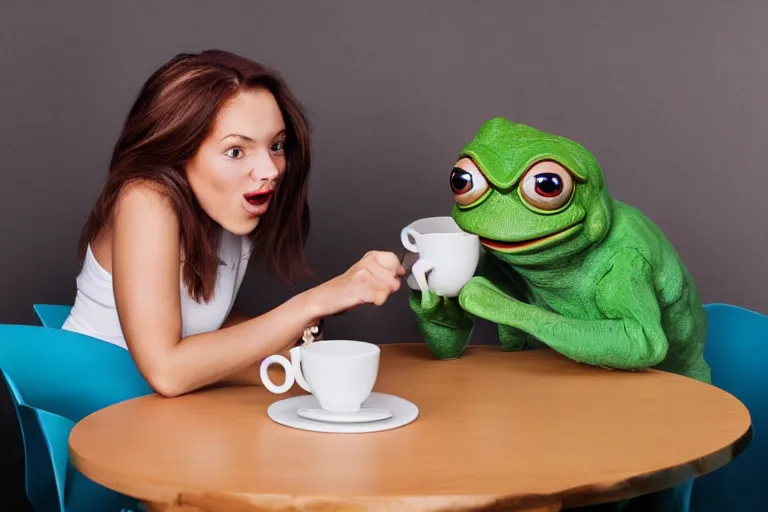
0, 322, 153, 512
690, 303, 768, 510
32, 304, 73, 329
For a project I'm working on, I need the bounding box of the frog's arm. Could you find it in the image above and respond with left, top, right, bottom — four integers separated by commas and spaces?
409, 249, 532, 359
458, 249, 669, 370
475, 252, 536, 351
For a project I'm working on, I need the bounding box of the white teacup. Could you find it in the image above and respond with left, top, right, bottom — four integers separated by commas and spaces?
401, 216, 480, 297
259, 340, 380, 413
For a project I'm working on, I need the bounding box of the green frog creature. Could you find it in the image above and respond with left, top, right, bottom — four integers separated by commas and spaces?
408, 118, 709, 511
410, 118, 710, 386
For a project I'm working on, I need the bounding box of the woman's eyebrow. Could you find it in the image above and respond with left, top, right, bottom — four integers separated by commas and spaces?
218, 133, 254, 143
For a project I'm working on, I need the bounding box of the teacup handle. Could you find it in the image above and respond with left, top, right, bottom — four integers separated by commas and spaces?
400, 227, 420, 253
259, 346, 313, 394
411, 257, 435, 296
259, 354, 295, 394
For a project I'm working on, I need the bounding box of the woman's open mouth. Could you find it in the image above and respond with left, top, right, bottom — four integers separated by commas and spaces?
242, 190, 273, 215
245, 190, 272, 205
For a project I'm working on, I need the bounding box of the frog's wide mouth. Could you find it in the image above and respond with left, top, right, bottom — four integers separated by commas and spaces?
479, 222, 584, 253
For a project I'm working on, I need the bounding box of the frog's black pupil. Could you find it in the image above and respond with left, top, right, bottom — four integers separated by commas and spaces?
534, 173, 562, 197
450, 168, 472, 194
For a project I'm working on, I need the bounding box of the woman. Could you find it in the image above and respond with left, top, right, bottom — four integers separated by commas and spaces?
62, 49, 405, 397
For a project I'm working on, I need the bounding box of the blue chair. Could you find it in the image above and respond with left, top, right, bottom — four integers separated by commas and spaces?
0, 324, 154, 512
690, 303, 768, 511
32, 304, 72, 329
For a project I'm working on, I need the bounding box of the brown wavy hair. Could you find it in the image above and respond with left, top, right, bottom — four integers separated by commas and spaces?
78, 49, 312, 302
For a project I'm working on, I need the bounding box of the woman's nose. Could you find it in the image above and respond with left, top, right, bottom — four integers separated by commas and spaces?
249, 155, 280, 182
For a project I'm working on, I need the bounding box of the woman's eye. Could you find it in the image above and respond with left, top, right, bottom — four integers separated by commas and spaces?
451, 158, 489, 206
271, 141, 285, 153
224, 148, 244, 159
519, 160, 574, 211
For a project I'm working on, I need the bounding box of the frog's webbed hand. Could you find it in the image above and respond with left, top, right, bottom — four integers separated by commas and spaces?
459, 249, 669, 370
409, 289, 474, 359
408, 249, 511, 359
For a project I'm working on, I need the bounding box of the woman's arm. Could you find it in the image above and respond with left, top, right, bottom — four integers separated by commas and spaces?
218, 312, 325, 386
111, 183, 403, 398
216, 311, 274, 386
221, 311, 252, 328
112, 185, 321, 397
217, 311, 300, 386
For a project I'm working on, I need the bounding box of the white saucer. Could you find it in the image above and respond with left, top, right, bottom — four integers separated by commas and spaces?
267, 392, 419, 433
296, 407, 393, 424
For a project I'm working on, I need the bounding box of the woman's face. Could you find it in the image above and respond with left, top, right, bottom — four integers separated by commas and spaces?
186, 87, 287, 235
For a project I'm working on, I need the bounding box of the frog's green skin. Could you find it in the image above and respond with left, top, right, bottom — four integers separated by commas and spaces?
410, 118, 711, 385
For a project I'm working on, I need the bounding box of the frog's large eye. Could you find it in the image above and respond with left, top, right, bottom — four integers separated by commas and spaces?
451, 158, 489, 206
519, 160, 574, 211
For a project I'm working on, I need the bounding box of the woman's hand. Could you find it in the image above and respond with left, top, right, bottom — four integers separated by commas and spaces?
304, 251, 406, 318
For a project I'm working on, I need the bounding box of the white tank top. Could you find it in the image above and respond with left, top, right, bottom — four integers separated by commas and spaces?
62, 229, 252, 350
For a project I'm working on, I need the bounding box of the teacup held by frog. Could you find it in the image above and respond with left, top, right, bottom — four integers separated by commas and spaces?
401, 216, 480, 297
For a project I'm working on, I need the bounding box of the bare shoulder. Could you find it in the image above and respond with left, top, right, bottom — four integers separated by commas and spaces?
111, 179, 181, 272
113, 179, 178, 223
91, 180, 180, 273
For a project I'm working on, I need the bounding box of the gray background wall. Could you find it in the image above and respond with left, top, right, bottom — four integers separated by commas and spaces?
1, 1, 767, 508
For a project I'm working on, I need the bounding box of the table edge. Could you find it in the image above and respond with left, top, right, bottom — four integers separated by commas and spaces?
70, 422, 752, 510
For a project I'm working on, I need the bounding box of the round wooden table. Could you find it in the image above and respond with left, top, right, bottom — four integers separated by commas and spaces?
69, 344, 751, 512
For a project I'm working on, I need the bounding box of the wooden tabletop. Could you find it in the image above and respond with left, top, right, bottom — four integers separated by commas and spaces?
69, 344, 751, 512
